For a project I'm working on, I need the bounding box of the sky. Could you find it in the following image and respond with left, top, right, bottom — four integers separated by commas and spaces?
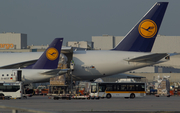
0, 0, 179, 46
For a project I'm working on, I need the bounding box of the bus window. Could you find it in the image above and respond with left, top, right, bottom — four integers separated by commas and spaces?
135, 85, 139, 90
128, 85, 135, 91
127, 85, 130, 90
113, 85, 117, 91
140, 84, 145, 91
127, 85, 132, 91
99, 85, 106, 92
12, 86, 20, 92
6, 86, 12, 92
91, 85, 97, 93
0, 86, 20, 92
0, 85, 4, 90
135, 84, 145, 91
121, 85, 127, 91
117, 85, 120, 91
106, 85, 113, 91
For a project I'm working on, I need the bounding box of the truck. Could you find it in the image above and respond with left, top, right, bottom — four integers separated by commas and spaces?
155, 76, 170, 97
34, 85, 48, 95
47, 76, 91, 100
47, 84, 71, 100
47, 75, 71, 99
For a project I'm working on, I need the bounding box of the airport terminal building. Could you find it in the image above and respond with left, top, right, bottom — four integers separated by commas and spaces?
0, 32, 27, 49
0, 32, 47, 52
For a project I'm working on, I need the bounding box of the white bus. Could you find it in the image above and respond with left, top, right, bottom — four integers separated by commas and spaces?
0, 81, 23, 99
90, 82, 146, 99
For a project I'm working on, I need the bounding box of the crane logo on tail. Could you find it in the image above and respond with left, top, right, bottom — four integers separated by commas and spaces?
138, 19, 157, 38
46, 47, 59, 60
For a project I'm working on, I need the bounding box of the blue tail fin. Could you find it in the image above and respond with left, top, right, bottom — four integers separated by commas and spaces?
26, 38, 63, 69
113, 2, 168, 52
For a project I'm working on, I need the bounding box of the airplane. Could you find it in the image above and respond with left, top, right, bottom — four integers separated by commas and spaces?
72, 2, 169, 80
0, 2, 169, 81
0, 38, 67, 84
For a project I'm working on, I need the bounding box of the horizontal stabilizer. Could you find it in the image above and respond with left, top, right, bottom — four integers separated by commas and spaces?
168, 53, 179, 57
41, 69, 69, 75
124, 53, 168, 63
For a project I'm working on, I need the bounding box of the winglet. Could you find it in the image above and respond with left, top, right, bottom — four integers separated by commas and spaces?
113, 2, 168, 52
27, 38, 63, 69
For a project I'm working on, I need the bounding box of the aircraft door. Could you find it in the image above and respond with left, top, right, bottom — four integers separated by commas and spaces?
17, 70, 22, 81
12, 70, 17, 81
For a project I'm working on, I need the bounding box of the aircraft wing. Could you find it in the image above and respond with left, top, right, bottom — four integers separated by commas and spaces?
41, 69, 69, 75
0, 60, 37, 69
124, 53, 168, 63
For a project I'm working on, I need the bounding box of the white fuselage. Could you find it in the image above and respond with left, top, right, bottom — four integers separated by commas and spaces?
72, 50, 155, 80
0, 50, 159, 82
0, 69, 56, 84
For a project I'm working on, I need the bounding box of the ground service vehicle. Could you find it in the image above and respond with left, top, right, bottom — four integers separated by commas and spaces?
0, 81, 22, 99
35, 85, 48, 95
90, 82, 146, 99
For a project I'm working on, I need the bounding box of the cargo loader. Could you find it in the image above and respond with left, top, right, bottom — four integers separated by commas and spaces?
155, 76, 170, 97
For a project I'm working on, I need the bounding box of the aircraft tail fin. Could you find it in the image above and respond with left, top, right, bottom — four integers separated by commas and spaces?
26, 38, 63, 69
113, 2, 168, 52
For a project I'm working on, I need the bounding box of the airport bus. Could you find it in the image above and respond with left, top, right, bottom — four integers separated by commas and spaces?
0, 81, 23, 99
90, 82, 146, 99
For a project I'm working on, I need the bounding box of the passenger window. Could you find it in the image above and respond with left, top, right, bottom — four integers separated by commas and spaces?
117, 85, 120, 91
140, 84, 145, 91
99, 86, 106, 92
135, 85, 139, 90
113, 85, 117, 91
106, 85, 113, 91
2, 74, 4, 76
121, 85, 127, 91
129, 85, 135, 91
7, 74, 9, 76
11, 74, 13, 76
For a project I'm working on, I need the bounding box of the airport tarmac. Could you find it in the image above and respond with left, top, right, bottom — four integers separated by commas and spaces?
0, 95, 180, 113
